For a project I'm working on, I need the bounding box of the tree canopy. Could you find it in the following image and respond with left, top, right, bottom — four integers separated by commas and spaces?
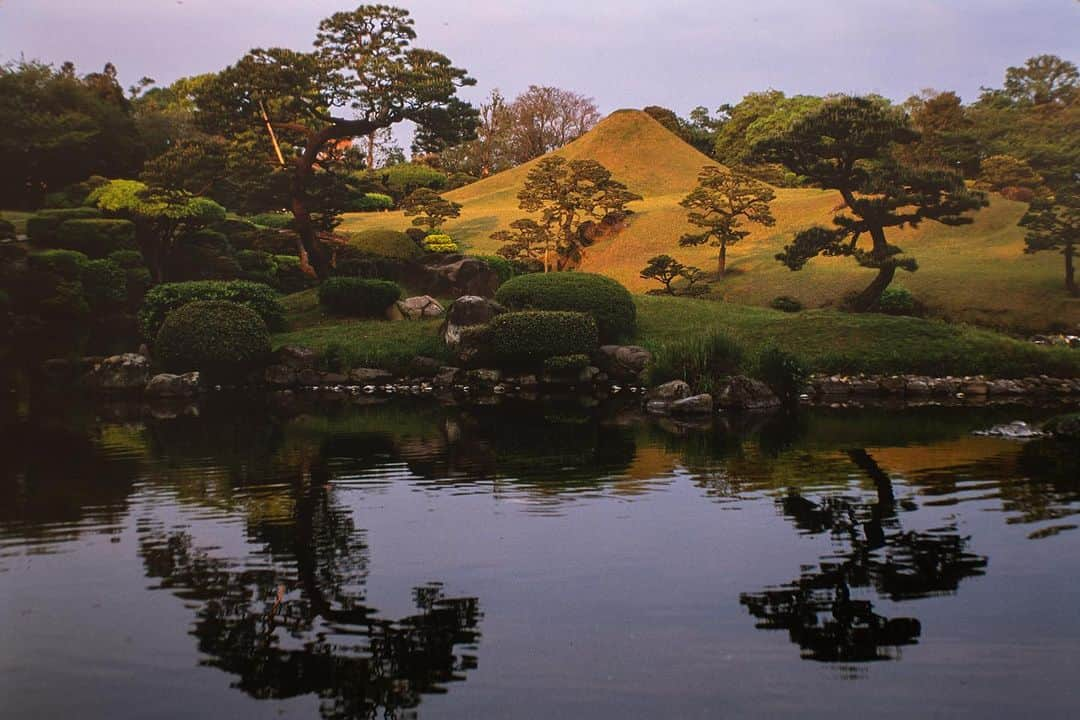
679, 166, 776, 275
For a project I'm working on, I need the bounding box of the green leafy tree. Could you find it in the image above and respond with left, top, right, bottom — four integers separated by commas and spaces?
90, 179, 226, 282
1002, 55, 1078, 107
897, 90, 980, 176
679, 166, 776, 275
755, 96, 987, 312
400, 188, 462, 232
713, 91, 822, 184
1020, 188, 1079, 297
196, 5, 474, 279
498, 156, 641, 272
974, 154, 1049, 198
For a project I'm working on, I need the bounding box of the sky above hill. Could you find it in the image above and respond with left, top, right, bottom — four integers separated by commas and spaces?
2, 0, 1077, 114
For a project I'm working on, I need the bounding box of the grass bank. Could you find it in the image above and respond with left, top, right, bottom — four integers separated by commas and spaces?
273, 290, 1080, 378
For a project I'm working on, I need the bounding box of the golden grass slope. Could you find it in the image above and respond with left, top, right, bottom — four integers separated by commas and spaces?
340, 109, 1078, 332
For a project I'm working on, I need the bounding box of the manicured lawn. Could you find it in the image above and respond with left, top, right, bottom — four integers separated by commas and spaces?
273, 289, 1080, 378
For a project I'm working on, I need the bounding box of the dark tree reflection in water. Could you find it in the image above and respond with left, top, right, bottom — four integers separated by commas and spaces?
740, 449, 987, 665
138, 454, 481, 719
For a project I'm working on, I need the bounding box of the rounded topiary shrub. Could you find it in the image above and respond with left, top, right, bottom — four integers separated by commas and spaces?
155, 300, 271, 383
347, 193, 395, 212
422, 233, 458, 253
489, 311, 599, 366
318, 277, 402, 317
769, 295, 803, 313
139, 280, 285, 339
247, 212, 293, 229
494, 272, 635, 343
26, 207, 103, 245
349, 229, 423, 260
876, 287, 922, 316
53, 219, 137, 257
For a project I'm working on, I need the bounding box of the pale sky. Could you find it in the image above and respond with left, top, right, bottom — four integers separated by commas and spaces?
2, 0, 1078, 114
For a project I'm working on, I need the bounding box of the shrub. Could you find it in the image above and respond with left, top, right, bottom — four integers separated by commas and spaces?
769, 295, 803, 313
236, 250, 277, 285
474, 255, 519, 286
755, 347, 808, 403
139, 280, 284, 339
489, 311, 599, 366
318, 278, 402, 317
26, 207, 102, 245
107, 250, 145, 268
495, 272, 636, 342
27, 249, 90, 279
544, 354, 591, 374
876, 287, 921, 316
272, 255, 316, 294
155, 300, 270, 383
422, 233, 458, 253
247, 212, 293, 229
0, 218, 15, 240
53, 219, 137, 257
346, 193, 394, 212
378, 163, 448, 196
82, 259, 127, 308
349, 229, 423, 260
648, 331, 745, 394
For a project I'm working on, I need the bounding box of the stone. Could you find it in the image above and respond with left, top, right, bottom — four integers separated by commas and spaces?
397, 295, 445, 320
441, 296, 503, 349
962, 379, 990, 395
408, 356, 442, 377
849, 377, 882, 394
880, 376, 907, 394
818, 377, 850, 396
348, 367, 394, 385
670, 393, 714, 415
906, 379, 931, 395
577, 366, 601, 384
647, 380, 692, 403
264, 364, 298, 387
82, 353, 151, 391
145, 372, 200, 397
972, 421, 1044, 439
276, 345, 317, 369
594, 345, 653, 383
428, 257, 500, 298
717, 375, 781, 411
433, 366, 461, 387
467, 368, 502, 385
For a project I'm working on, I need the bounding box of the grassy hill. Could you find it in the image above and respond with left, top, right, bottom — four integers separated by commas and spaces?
340, 110, 1078, 333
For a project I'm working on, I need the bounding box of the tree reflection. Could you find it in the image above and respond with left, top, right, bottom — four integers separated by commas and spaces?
139, 460, 481, 719
740, 449, 987, 664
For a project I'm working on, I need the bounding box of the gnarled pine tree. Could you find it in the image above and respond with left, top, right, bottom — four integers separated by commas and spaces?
1020, 187, 1079, 297
754, 96, 987, 311
197, 5, 475, 279
679, 166, 775, 275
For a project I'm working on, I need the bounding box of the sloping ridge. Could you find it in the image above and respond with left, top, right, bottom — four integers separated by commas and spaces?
447, 109, 724, 204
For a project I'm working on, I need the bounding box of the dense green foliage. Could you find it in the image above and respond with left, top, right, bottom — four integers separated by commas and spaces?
495, 272, 636, 342
875, 287, 921, 316
26, 208, 103, 245
346, 192, 395, 212
247, 212, 293, 229
155, 300, 271, 382
349, 229, 423, 260
401, 188, 462, 231
422, 234, 458, 253
488, 311, 599, 365
543, 354, 591, 374
648, 330, 745, 394
769, 296, 803, 313
317, 278, 402, 317
754, 347, 808, 403
53, 219, 137, 257
139, 280, 284, 339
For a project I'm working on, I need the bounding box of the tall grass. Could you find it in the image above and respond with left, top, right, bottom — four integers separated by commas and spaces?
647, 331, 745, 394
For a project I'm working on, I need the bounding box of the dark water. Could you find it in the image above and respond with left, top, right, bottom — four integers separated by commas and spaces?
2, 395, 1080, 719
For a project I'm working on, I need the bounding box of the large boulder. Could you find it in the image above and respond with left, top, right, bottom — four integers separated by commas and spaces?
82, 353, 151, 391
396, 295, 444, 320
276, 345, 317, 369
645, 379, 692, 415
145, 372, 200, 397
442, 296, 504, 349
671, 393, 714, 416
427, 257, 500, 298
717, 375, 780, 411
595, 345, 652, 383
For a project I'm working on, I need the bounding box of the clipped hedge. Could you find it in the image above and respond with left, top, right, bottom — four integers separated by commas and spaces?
347, 192, 395, 212
53, 219, 136, 257
26, 207, 103, 245
27, 249, 90, 279
495, 272, 636, 342
0, 218, 15, 240
349, 229, 423, 260
423, 233, 458, 253
155, 300, 270, 383
489, 311, 599, 365
138, 280, 285, 339
318, 277, 402, 317
247, 212, 293, 229
82, 258, 127, 307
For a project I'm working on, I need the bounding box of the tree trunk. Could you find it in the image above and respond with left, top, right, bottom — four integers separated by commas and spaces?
1066, 243, 1077, 297
850, 264, 896, 312
718, 241, 727, 275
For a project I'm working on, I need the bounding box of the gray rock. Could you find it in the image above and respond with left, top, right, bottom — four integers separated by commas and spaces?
880, 376, 907, 394
145, 372, 200, 397
442, 296, 503, 349
595, 345, 653, 382
428, 257, 500, 298
433, 366, 461, 387
647, 380, 692, 403
276, 345, 317, 369
973, 421, 1044, 439
397, 295, 445, 320
264, 364, 298, 387
348, 367, 394, 384
82, 353, 151, 391
670, 393, 714, 415
467, 368, 502, 385
718, 375, 781, 411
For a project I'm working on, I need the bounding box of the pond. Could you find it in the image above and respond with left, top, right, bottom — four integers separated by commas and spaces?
2, 395, 1079, 719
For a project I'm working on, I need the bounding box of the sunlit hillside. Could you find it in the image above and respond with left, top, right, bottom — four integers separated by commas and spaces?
340, 110, 1078, 333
